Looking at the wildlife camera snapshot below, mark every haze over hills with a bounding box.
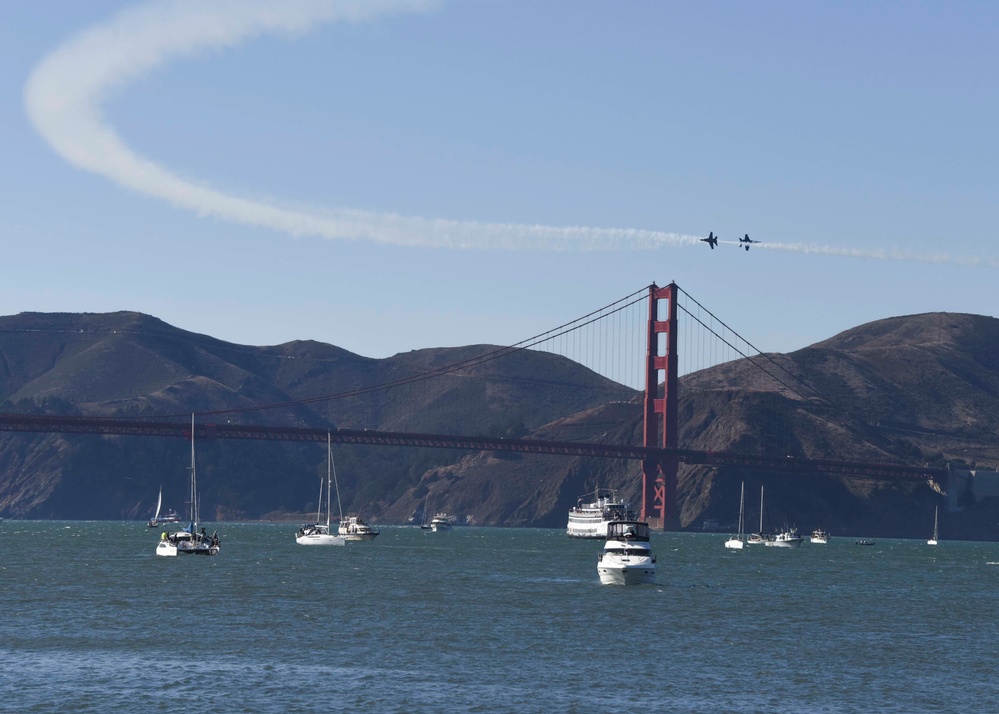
[1,310,997,539]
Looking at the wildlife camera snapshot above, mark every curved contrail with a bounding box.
[23,0,997,264]
[23,0,699,252]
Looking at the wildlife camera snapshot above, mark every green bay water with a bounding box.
[2,522,997,713]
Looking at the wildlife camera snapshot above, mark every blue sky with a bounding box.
[3,0,997,372]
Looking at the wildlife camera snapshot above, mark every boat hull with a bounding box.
[598,561,657,586]
[296,534,345,546]
[724,538,745,550]
[765,537,803,548]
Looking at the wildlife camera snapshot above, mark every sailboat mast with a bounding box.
[326,432,332,529]
[738,482,745,537]
[189,413,198,529]
[330,433,344,522]
[759,485,764,533]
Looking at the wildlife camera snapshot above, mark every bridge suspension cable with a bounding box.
[163,285,653,420]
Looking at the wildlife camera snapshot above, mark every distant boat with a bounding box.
[338,515,380,541]
[855,539,875,546]
[927,506,939,546]
[296,433,346,546]
[810,529,830,544]
[597,520,656,585]
[746,485,772,545]
[430,513,453,532]
[766,522,804,548]
[724,481,746,550]
[329,442,379,542]
[156,414,219,557]
[567,488,635,539]
[146,485,180,528]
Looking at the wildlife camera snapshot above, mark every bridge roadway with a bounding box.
[0,413,946,482]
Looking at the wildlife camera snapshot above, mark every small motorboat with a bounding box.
[597,520,656,586]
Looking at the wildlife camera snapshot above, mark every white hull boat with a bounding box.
[766,521,804,548]
[810,529,830,544]
[746,485,771,545]
[597,520,656,585]
[339,515,379,541]
[147,485,180,527]
[297,433,346,546]
[156,415,219,557]
[927,506,939,546]
[724,481,746,550]
[567,488,635,538]
[430,514,452,532]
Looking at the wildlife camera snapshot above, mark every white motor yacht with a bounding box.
[338,515,380,541]
[430,513,453,532]
[597,520,657,585]
[810,529,830,544]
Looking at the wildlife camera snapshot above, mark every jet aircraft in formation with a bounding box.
[700,232,760,252]
[700,232,718,249]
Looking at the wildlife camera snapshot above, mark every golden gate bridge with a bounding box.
[0,283,947,526]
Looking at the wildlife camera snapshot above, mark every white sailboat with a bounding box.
[296,433,346,546]
[927,505,939,546]
[156,415,220,557]
[146,485,179,527]
[725,481,746,550]
[747,485,771,545]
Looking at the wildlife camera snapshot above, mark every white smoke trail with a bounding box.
[22,0,702,252]
[22,0,998,264]
[751,240,999,268]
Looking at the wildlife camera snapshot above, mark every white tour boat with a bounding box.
[156,415,220,557]
[567,488,635,538]
[597,520,657,585]
[296,433,346,546]
[725,481,746,550]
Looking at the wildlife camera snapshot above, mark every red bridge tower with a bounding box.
[642,282,679,529]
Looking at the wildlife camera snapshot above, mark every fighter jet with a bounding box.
[700,232,719,250]
[739,234,757,251]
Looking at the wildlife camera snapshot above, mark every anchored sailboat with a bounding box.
[927,505,939,546]
[725,481,746,550]
[146,485,179,527]
[296,433,346,546]
[156,414,219,557]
